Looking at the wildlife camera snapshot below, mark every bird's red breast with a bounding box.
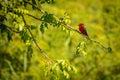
[78,23,88,36]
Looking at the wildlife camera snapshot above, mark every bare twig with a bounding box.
[26,14,42,21]
[89,39,107,50]
[21,15,55,63]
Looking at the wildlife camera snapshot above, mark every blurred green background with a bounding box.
[0,0,120,80]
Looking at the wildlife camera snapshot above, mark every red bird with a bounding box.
[78,23,89,37]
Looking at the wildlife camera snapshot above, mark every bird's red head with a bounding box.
[78,23,84,27]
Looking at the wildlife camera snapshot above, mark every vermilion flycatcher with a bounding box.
[78,23,89,37]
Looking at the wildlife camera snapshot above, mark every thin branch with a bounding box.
[89,39,107,50]
[5,60,18,76]
[7,26,19,33]
[58,23,107,50]
[21,15,55,63]
[0,22,20,33]
[22,0,82,34]
[26,14,81,33]
[63,24,107,50]
[23,0,45,14]
[63,23,81,34]
[26,14,42,21]
[23,0,108,50]
[26,13,108,50]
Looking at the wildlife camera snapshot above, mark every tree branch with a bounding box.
[26,13,108,50]
[21,15,55,63]
[23,1,108,50]
[0,22,20,33]
[23,0,45,14]
[90,39,107,50]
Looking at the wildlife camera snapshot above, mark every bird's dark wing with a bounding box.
[82,26,88,36]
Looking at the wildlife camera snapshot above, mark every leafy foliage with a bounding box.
[45,60,77,79]
[0,0,120,80]
[76,42,87,56]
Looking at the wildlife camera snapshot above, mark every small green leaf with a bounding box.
[7,30,12,41]
[32,0,36,9]
[41,12,55,23]
[40,0,45,4]
[0,24,12,41]
[40,23,44,33]
[0,4,2,10]
[67,66,71,71]
[75,43,81,55]
[30,25,37,29]
[39,22,49,33]
[27,45,33,54]
[63,70,70,79]
[20,31,30,43]
[76,42,87,56]
[108,47,112,53]
[24,1,27,7]
[44,23,48,28]
[56,22,61,27]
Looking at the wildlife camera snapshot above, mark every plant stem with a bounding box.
[21,15,55,63]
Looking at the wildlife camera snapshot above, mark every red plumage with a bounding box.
[78,23,88,36]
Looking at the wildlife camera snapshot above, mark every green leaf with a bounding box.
[0,15,7,22]
[75,43,81,56]
[41,12,55,23]
[44,22,48,28]
[39,22,48,33]
[108,47,112,53]
[76,42,87,56]
[0,3,2,10]
[7,30,12,41]
[40,0,45,4]
[63,70,70,79]
[55,21,61,27]
[30,25,37,29]
[28,45,33,54]
[32,0,36,9]
[19,30,30,43]
[40,22,44,33]
[0,24,12,41]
